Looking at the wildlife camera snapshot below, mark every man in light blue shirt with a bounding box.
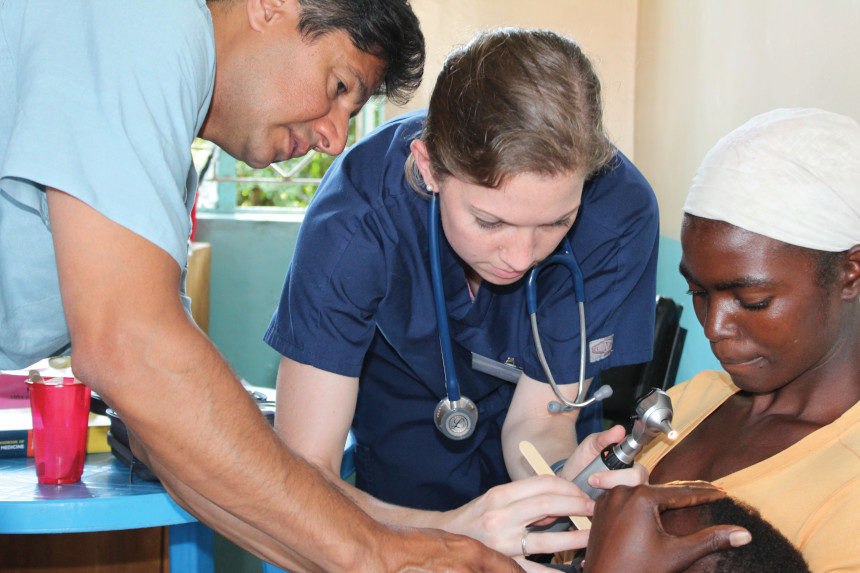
[0,1,518,570]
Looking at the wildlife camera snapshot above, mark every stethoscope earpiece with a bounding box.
[527,241,613,413]
[547,400,565,414]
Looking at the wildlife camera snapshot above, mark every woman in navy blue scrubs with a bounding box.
[265,29,658,561]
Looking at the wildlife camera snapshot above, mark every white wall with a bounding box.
[635,0,860,239]
[385,1,860,237]
[387,0,640,157]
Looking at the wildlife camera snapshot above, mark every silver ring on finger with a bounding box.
[521,529,530,557]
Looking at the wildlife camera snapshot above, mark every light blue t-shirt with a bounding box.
[0,0,215,369]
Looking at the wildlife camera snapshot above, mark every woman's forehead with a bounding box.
[679,217,808,280]
[451,170,584,217]
[681,215,790,251]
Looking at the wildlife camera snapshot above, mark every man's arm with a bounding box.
[47,188,519,572]
[275,357,598,559]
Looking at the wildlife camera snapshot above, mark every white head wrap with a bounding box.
[684,108,860,252]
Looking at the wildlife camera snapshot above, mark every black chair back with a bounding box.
[600,296,687,430]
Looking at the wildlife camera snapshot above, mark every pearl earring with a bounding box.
[427,184,434,193]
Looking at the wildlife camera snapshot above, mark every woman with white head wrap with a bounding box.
[584,109,860,572]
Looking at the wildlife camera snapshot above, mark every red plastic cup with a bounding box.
[27,377,91,484]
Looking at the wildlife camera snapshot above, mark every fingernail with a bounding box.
[588,475,599,487]
[730,530,752,547]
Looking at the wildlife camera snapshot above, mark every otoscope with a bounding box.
[571,387,677,500]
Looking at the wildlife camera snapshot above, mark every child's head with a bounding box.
[660,497,810,572]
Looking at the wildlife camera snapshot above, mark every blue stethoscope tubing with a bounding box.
[428,192,611,439]
[428,192,462,403]
[527,239,588,409]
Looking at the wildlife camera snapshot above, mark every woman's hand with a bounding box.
[582,482,751,573]
[440,475,594,558]
[438,427,653,562]
[557,425,649,489]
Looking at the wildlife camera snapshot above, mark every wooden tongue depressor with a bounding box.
[519,440,592,530]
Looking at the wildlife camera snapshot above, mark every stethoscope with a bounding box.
[429,192,613,441]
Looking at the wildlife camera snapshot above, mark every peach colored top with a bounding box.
[638,371,860,572]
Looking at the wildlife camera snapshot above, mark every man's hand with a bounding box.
[583,482,751,573]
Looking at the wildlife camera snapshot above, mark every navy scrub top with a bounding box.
[265,111,659,511]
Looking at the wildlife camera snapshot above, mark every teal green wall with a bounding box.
[195,213,303,389]
[655,236,721,385]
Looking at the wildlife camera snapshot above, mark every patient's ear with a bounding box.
[840,245,860,300]
[658,506,719,573]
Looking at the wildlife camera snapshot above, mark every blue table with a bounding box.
[0,453,213,572]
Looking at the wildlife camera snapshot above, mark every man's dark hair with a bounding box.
[297,0,424,105]
[702,498,810,572]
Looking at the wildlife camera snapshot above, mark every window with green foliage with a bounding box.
[195,99,386,213]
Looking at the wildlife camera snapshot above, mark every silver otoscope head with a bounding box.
[612,388,676,465]
[570,387,677,500]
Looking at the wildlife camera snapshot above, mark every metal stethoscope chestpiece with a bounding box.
[434,397,479,441]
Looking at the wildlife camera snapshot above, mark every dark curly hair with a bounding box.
[701,497,810,572]
[296,0,424,105]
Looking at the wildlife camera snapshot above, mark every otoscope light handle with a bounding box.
[571,444,632,500]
